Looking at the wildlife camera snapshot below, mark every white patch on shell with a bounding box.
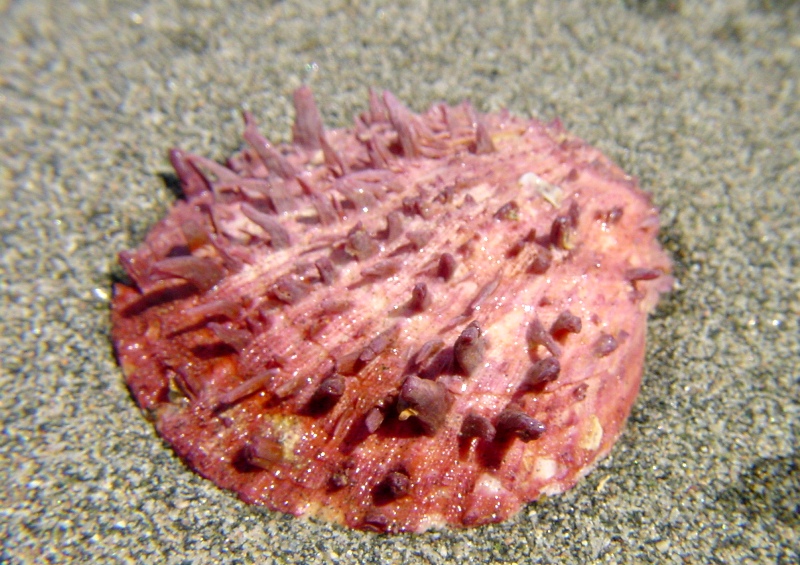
[578,414,604,451]
[518,172,563,207]
[417,513,447,531]
[473,473,506,498]
[532,457,558,482]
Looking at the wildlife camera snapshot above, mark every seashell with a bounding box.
[111,86,672,532]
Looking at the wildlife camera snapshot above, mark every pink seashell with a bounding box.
[112,87,671,533]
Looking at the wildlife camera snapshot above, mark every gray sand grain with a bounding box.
[1,1,798,563]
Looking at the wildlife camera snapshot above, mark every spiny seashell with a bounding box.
[111,86,672,533]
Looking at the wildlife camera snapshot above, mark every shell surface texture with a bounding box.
[111,87,672,533]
